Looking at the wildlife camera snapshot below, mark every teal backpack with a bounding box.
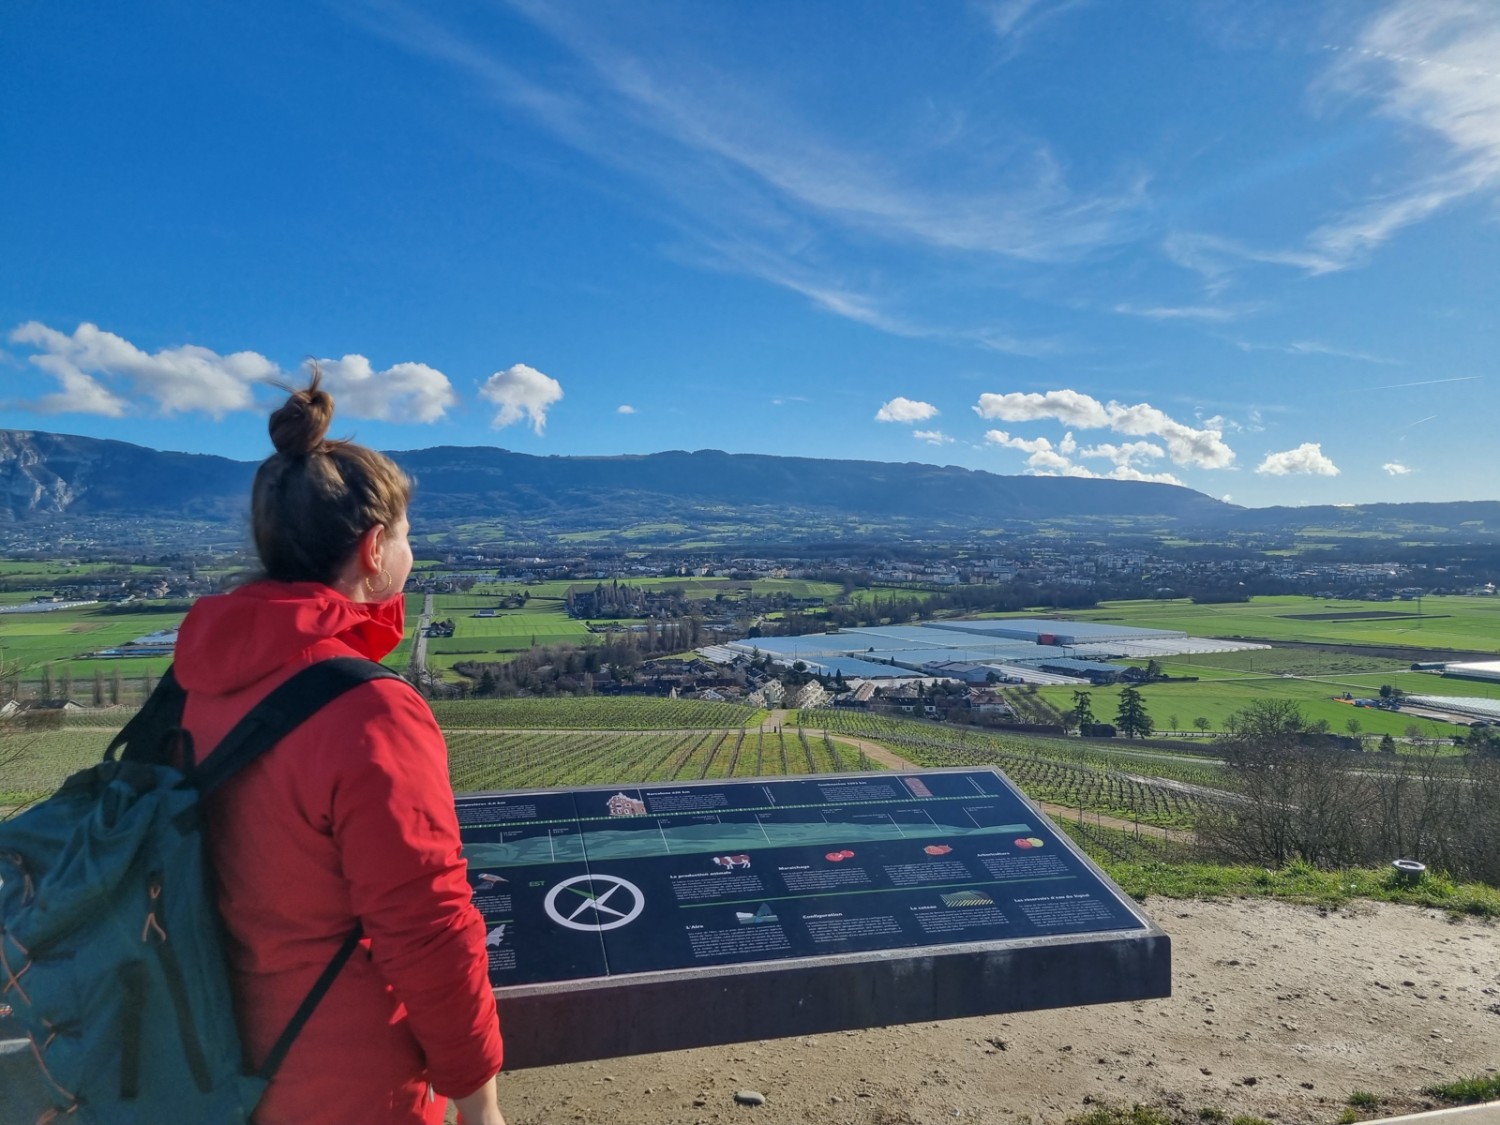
[0,657,400,1125]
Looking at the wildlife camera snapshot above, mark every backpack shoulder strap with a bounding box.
[105,665,186,763]
[181,655,408,1083]
[188,656,407,798]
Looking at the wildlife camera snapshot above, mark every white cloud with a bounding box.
[876,396,939,423]
[983,429,1054,455]
[478,363,564,434]
[10,320,273,418]
[312,355,457,423]
[1383,461,1414,475]
[913,429,953,445]
[1080,440,1165,467]
[8,321,461,424]
[1256,443,1341,476]
[985,429,1182,484]
[974,389,1234,468]
[617,404,636,414]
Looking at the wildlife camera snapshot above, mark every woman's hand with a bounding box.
[453,1076,505,1125]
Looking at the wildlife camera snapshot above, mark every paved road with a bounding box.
[409,592,434,681]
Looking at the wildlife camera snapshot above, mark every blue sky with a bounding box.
[2,0,1497,508]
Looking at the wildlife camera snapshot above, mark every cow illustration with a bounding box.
[711,854,752,871]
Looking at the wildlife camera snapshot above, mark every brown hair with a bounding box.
[251,366,411,584]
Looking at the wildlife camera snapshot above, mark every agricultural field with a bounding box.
[0,727,116,807]
[0,705,850,810]
[0,602,186,684]
[425,593,595,668]
[446,727,872,792]
[798,710,1212,831]
[1020,594,1500,654]
[1033,675,1477,740]
[467,576,843,601]
[429,696,767,730]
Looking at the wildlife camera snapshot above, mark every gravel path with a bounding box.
[494,898,1499,1125]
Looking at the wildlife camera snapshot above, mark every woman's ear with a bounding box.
[357,523,385,576]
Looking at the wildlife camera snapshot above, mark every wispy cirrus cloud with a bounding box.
[1383,461,1413,475]
[337,0,1142,351]
[1171,1,1500,281]
[1231,338,1401,365]
[1114,302,1260,323]
[975,0,1092,61]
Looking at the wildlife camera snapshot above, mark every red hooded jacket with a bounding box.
[175,582,503,1125]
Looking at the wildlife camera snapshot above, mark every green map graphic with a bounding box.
[463,817,1032,869]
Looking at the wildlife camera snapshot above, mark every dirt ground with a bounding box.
[493,898,1499,1125]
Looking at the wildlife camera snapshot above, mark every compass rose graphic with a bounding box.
[543,874,645,932]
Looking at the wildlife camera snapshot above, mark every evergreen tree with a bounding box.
[1115,686,1153,739]
[1071,689,1095,732]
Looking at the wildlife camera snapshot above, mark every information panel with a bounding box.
[458,769,1144,987]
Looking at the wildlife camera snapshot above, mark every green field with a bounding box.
[1035,676,1469,740]
[0,604,187,682]
[1006,595,1500,653]
[1,704,833,809]
[446,726,871,791]
[429,696,767,730]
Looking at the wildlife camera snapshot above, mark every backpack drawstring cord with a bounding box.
[142,880,166,943]
[1,930,32,1004]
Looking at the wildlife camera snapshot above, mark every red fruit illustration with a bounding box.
[825,852,845,862]
[838,850,855,859]
[1015,837,1034,849]
[923,845,952,856]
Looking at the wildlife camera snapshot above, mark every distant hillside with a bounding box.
[2,428,1498,545]
[0,430,1227,535]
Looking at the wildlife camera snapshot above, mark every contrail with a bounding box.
[1365,375,1482,391]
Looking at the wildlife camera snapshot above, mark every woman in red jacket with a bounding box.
[175,372,505,1125]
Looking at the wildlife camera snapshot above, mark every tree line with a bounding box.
[1198,699,1500,885]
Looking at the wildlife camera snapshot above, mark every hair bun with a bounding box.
[268,368,335,457]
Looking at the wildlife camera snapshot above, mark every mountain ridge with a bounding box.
[3,429,1498,544]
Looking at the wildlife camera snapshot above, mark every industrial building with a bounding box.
[713,618,1266,686]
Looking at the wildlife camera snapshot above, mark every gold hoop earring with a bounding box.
[365,569,393,597]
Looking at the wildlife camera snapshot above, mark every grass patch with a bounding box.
[1106,859,1500,917]
[1422,1074,1500,1104]
[1346,1090,1381,1108]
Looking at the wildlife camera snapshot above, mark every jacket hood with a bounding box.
[175,581,407,694]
